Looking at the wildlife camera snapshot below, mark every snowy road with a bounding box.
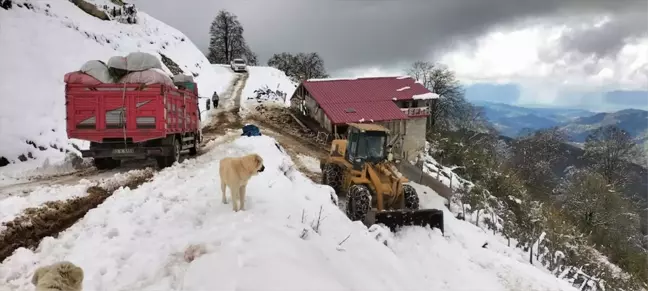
[0,133,578,291]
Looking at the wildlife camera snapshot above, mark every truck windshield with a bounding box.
[356,134,386,160]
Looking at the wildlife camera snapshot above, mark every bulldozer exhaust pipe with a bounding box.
[374,209,444,234]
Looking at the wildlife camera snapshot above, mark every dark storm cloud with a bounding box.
[130,0,647,72]
[558,10,648,59]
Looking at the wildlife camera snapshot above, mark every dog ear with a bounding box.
[32,266,49,285]
[68,265,84,286]
[255,154,263,167]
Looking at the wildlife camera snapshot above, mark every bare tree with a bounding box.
[207,10,256,64]
[583,125,643,189]
[558,168,641,246]
[512,127,568,195]
[267,52,328,82]
[406,61,485,132]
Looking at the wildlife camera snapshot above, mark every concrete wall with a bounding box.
[402,117,427,161]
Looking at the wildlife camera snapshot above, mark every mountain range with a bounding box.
[472,101,648,149]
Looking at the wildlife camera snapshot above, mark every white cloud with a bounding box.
[438,16,648,106]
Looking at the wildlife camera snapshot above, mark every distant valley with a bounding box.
[472,101,648,149]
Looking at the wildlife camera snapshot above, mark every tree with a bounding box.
[583,125,643,189]
[207,10,256,65]
[406,61,487,132]
[267,52,328,82]
[511,127,568,196]
[559,168,641,237]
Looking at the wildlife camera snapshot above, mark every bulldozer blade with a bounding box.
[375,209,444,234]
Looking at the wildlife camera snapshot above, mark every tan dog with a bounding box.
[219,153,265,211]
[32,261,84,291]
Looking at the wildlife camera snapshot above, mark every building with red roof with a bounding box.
[289,76,439,159]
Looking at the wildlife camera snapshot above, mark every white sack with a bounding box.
[125,52,163,71]
[172,74,194,83]
[119,68,174,86]
[107,56,127,70]
[79,60,113,83]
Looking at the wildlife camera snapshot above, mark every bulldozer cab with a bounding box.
[322,123,445,234]
[345,124,389,170]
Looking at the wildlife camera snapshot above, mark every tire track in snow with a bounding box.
[0,132,241,263]
[0,73,252,262]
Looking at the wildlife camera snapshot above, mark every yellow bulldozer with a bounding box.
[320,123,444,233]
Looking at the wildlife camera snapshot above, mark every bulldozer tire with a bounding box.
[347,185,371,222]
[321,163,343,194]
[403,184,420,210]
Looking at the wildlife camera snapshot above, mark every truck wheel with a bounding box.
[188,135,198,156]
[346,184,371,222]
[156,137,180,169]
[403,184,420,210]
[321,163,342,194]
[94,158,120,170]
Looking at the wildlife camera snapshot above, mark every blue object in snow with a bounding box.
[241,124,262,137]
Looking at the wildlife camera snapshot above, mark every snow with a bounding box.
[296,154,322,173]
[0,0,225,172]
[240,66,297,114]
[307,77,358,82]
[396,86,410,91]
[0,167,154,231]
[396,76,412,80]
[210,64,237,99]
[1,133,578,291]
[412,92,440,100]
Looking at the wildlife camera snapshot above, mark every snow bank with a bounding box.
[0,0,224,171]
[0,134,577,291]
[241,66,297,112]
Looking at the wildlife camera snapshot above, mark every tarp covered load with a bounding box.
[125,52,163,72]
[119,68,174,86]
[80,60,114,83]
[173,73,196,92]
[65,52,189,88]
[172,74,194,83]
[64,60,113,85]
[64,71,103,86]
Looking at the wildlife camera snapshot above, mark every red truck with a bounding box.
[65,82,202,169]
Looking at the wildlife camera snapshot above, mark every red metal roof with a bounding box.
[303,76,431,104]
[322,101,408,124]
[301,76,432,125]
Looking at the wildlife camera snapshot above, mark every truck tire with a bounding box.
[403,184,420,210]
[94,158,120,170]
[347,184,371,222]
[156,137,180,168]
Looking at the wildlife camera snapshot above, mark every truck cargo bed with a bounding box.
[65,83,199,143]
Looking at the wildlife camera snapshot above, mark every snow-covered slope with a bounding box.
[241,66,297,113]
[0,133,577,291]
[0,0,230,170]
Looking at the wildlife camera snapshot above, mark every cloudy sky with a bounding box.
[132,0,648,112]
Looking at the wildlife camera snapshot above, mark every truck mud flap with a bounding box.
[375,209,444,234]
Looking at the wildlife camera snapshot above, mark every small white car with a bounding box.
[230,58,247,73]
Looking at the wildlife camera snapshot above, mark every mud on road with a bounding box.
[0,169,155,262]
[0,73,252,263]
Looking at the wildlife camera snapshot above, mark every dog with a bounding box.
[32,261,84,291]
[219,153,265,211]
